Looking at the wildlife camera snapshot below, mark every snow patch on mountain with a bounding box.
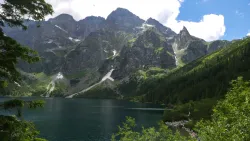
[55,25,68,33]
[69,37,81,42]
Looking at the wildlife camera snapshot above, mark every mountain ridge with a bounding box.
[1,8,231,98]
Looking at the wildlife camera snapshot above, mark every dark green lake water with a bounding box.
[0,98,165,141]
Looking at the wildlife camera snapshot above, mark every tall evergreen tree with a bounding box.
[0,0,53,140]
[0,0,53,87]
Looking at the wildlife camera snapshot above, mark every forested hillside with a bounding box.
[124,37,250,104]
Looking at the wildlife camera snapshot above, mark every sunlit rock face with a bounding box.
[111,29,176,79]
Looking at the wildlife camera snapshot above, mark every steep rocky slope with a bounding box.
[1,8,230,98]
[130,37,250,104]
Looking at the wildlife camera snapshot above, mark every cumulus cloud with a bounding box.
[45,0,225,41]
[167,14,225,41]
[247,33,250,36]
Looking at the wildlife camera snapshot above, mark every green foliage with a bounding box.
[0,30,40,87]
[133,37,250,104]
[116,77,250,140]
[138,70,147,80]
[0,99,46,141]
[0,115,47,141]
[1,99,44,117]
[128,38,136,47]
[166,51,174,57]
[28,100,45,109]
[195,77,250,141]
[0,0,53,29]
[50,81,68,97]
[0,0,53,140]
[112,117,193,141]
[155,47,164,54]
[163,99,217,121]
[3,99,25,110]
[0,0,53,87]
[0,72,52,96]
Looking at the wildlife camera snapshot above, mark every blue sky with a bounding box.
[45,0,249,41]
[178,0,250,40]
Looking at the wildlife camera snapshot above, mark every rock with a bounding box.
[182,40,208,63]
[1,8,230,97]
[106,8,145,33]
[112,29,176,79]
[145,18,176,38]
[76,16,106,38]
[207,40,230,54]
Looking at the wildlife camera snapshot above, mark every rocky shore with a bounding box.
[165,120,198,139]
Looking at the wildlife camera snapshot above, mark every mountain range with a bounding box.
[1,8,232,98]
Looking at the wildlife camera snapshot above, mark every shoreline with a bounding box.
[165,120,198,138]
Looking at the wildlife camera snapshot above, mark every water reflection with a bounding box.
[0,98,164,141]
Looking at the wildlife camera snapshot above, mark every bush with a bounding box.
[112,117,193,141]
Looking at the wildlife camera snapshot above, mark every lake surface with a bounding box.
[0,98,165,141]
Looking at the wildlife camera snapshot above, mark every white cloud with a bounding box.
[167,14,225,41]
[247,33,250,36]
[45,0,225,41]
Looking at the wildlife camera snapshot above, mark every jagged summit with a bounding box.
[179,26,190,36]
[49,14,76,22]
[145,17,176,37]
[107,7,144,21]
[146,17,160,25]
[106,7,144,32]
[109,7,135,16]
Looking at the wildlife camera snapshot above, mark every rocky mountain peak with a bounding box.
[76,16,106,38]
[180,26,190,36]
[49,14,76,22]
[108,8,135,17]
[2,8,231,97]
[145,17,176,37]
[78,16,105,27]
[145,18,159,25]
[106,8,144,32]
[134,28,167,49]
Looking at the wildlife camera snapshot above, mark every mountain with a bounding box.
[1,8,230,98]
[111,28,176,79]
[172,27,231,65]
[128,37,250,104]
[106,8,145,33]
[145,18,176,38]
[76,16,106,38]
